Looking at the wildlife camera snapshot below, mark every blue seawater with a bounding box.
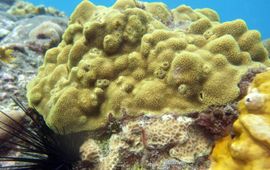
[28,0,269,40]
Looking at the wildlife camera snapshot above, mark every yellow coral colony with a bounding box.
[27,0,269,133]
[210,70,270,170]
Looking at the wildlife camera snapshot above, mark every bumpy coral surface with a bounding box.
[81,115,212,169]
[27,0,269,133]
[7,1,36,15]
[263,39,270,55]
[170,126,212,163]
[143,116,191,150]
[7,1,64,16]
[80,138,101,164]
[210,70,270,170]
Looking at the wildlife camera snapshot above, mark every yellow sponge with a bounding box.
[210,70,270,170]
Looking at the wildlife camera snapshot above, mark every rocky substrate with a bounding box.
[0,0,68,167]
[0,0,68,112]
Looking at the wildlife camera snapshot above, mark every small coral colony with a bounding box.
[1,0,270,169]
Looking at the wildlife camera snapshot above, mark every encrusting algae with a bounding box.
[210,70,270,170]
[27,0,269,134]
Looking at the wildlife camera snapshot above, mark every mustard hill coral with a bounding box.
[27,0,269,133]
[7,1,64,16]
[7,1,36,16]
[210,70,270,170]
[263,39,270,55]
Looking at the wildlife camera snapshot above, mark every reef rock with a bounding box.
[27,0,269,133]
[0,0,16,12]
[0,12,16,40]
[0,1,67,112]
[0,15,67,50]
[80,115,212,169]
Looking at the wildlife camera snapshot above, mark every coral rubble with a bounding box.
[210,70,270,170]
[27,0,269,134]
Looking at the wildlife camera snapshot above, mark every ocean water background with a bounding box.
[28,0,269,40]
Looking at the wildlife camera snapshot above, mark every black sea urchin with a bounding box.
[0,98,87,170]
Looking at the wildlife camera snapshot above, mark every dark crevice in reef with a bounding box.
[188,103,238,140]
[237,67,266,100]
